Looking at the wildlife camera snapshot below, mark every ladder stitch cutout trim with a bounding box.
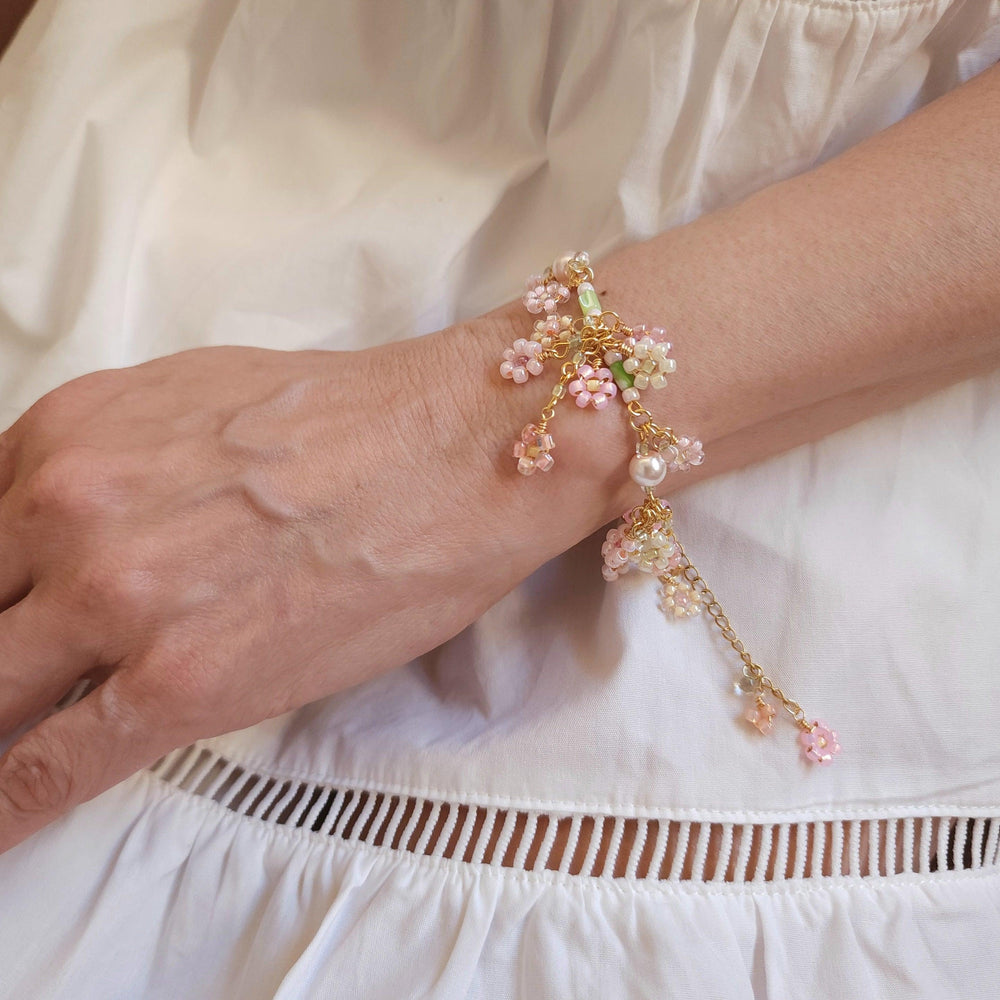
[148,747,1000,883]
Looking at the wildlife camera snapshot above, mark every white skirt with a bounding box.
[1,0,999,996]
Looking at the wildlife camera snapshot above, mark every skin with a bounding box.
[0,0,34,58]
[0,60,998,859]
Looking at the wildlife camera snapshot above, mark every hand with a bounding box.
[0,332,562,854]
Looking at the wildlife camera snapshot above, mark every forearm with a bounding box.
[603,60,1000,475]
[441,61,1000,565]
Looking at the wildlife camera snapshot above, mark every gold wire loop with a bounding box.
[598,310,622,332]
[565,259,594,285]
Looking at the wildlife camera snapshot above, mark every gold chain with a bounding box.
[669,539,810,729]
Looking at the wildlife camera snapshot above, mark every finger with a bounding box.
[0,671,168,854]
[0,498,31,608]
[0,589,97,735]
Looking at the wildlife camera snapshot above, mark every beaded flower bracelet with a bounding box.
[501,251,840,765]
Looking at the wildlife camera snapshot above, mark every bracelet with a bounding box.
[500,251,840,766]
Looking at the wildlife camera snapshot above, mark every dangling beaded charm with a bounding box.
[512,422,554,475]
[657,577,704,619]
[500,249,838,765]
[746,696,776,734]
[800,721,841,765]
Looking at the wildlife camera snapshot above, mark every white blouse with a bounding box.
[1,0,999,996]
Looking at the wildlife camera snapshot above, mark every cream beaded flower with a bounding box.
[622,336,677,390]
[656,577,704,618]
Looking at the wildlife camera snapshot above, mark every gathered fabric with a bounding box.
[0,0,999,996]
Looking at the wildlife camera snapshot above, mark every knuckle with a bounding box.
[121,652,215,741]
[22,446,102,517]
[92,677,147,736]
[149,652,215,706]
[0,740,75,817]
[71,555,154,619]
[18,383,87,444]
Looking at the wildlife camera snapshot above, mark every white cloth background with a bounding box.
[0,1,999,997]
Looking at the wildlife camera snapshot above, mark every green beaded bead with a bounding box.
[609,360,633,389]
[576,282,601,316]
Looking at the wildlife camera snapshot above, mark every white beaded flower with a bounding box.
[664,436,705,473]
[656,577,704,619]
[523,276,570,315]
[622,336,677,391]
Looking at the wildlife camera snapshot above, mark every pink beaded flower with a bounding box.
[601,525,638,580]
[800,721,840,765]
[500,339,545,383]
[746,698,776,734]
[513,422,555,475]
[523,276,570,315]
[665,436,705,472]
[568,365,617,409]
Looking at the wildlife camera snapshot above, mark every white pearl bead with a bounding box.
[552,251,577,282]
[622,387,639,403]
[629,452,667,488]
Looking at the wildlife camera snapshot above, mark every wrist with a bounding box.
[438,301,695,553]
[454,250,727,522]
